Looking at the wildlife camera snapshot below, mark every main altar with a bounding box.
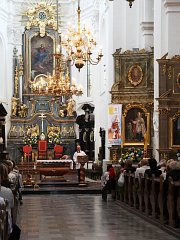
[7,2,79,161]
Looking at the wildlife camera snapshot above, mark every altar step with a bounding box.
[22,178,101,195]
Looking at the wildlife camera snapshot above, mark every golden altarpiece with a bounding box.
[157,54,180,159]
[110,48,154,161]
[7,3,76,161]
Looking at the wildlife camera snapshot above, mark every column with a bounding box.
[140,0,154,50]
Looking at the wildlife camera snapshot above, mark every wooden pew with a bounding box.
[167,177,180,227]
[137,174,145,212]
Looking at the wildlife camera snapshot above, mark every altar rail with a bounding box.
[116,173,180,230]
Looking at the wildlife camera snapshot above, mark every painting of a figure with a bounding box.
[173,117,180,145]
[125,108,146,142]
[108,104,122,146]
[31,35,53,79]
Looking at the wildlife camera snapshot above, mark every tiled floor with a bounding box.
[17,194,179,240]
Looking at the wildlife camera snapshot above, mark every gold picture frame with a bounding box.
[24,29,56,91]
[169,111,180,148]
[128,64,143,87]
[122,104,150,146]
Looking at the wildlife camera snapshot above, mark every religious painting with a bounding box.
[122,105,150,146]
[173,68,180,94]
[170,112,180,147]
[108,104,122,146]
[31,34,53,80]
[128,64,143,87]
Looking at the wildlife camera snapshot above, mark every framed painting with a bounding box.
[24,29,56,90]
[170,112,180,148]
[31,34,54,79]
[122,104,150,146]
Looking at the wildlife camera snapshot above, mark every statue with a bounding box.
[19,125,25,137]
[61,126,67,137]
[9,125,17,137]
[30,99,36,116]
[58,103,67,118]
[11,97,19,116]
[26,124,39,138]
[69,126,75,137]
[47,125,60,138]
[59,109,65,118]
[18,103,28,118]
[67,98,75,117]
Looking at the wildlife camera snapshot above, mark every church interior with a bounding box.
[0,0,180,239]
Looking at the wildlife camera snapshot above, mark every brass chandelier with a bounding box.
[30,49,83,97]
[62,0,103,71]
[48,50,83,96]
[109,0,135,8]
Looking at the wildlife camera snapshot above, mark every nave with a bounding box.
[17,194,179,240]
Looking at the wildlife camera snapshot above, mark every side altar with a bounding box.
[7,3,78,161]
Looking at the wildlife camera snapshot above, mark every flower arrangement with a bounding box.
[24,135,38,145]
[121,147,144,162]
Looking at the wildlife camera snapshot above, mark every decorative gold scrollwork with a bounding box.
[162,64,166,76]
[25,3,57,37]
[168,66,172,80]
[177,73,180,88]
[158,108,170,115]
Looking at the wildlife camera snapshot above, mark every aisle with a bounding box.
[17,194,179,240]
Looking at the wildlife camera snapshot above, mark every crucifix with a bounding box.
[39,113,46,133]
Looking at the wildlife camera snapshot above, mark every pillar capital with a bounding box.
[164,0,180,13]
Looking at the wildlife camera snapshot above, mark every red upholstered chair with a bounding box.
[38,140,48,159]
[54,145,63,159]
[23,145,32,160]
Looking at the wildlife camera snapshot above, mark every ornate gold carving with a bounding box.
[67,98,76,117]
[18,103,28,118]
[14,66,19,96]
[25,3,57,37]
[177,73,180,88]
[123,103,148,117]
[168,66,172,79]
[172,111,180,120]
[123,48,147,54]
[19,55,24,76]
[171,55,180,60]
[162,64,166,76]
[169,111,180,148]
[128,64,143,86]
[47,125,60,138]
[26,124,39,138]
[11,97,19,116]
[158,108,170,115]
[9,125,18,137]
[69,126,75,137]
[159,89,172,98]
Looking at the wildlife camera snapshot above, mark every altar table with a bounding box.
[36,159,73,179]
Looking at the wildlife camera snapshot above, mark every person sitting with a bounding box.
[124,159,136,173]
[135,159,149,178]
[144,158,162,177]
[0,163,14,236]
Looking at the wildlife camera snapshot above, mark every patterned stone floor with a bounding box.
[17,194,179,240]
